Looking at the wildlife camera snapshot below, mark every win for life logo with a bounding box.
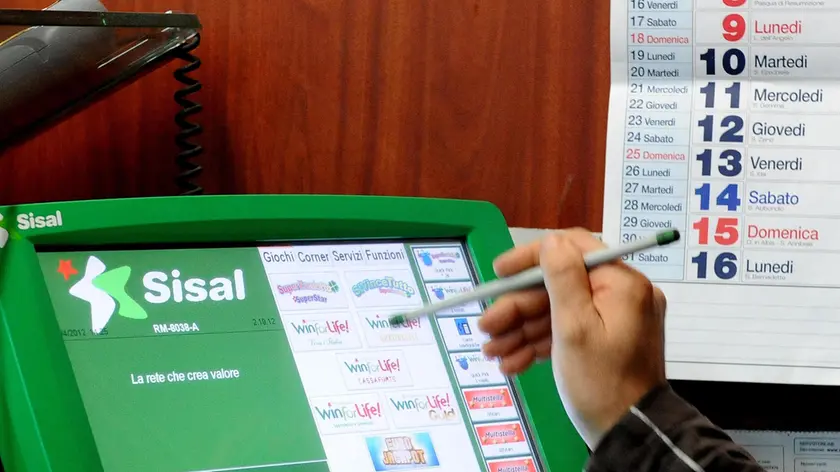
[291,317,351,336]
[69,256,148,334]
[312,398,384,433]
[365,314,422,331]
[430,284,470,301]
[361,313,435,347]
[338,352,412,389]
[344,357,403,375]
[388,392,457,424]
[284,314,362,352]
[289,317,355,348]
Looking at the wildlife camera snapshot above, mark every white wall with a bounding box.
[507,227,554,246]
[508,228,602,246]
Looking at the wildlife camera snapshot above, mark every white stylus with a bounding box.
[388,229,680,326]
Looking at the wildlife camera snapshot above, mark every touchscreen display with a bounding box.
[38,240,542,472]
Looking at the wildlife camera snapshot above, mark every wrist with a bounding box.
[569,381,668,450]
[586,383,699,472]
[596,379,668,434]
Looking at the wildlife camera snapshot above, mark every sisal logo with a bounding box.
[69,256,149,334]
[310,395,386,434]
[69,256,246,333]
[387,391,458,428]
[17,210,62,230]
[0,210,61,249]
[143,268,245,303]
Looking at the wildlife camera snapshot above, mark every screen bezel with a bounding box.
[0,195,589,472]
[39,237,545,471]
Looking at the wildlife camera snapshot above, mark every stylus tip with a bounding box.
[656,229,680,245]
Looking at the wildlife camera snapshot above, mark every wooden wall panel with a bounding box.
[0,0,611,229]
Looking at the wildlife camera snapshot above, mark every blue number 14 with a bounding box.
[695,183,741,211]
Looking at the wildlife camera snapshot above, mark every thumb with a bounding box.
[653,286,667,318]
[539,231,602,345]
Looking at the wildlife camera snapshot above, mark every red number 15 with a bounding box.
[693,217,739,245]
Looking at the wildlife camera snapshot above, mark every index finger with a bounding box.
[492,239,541,277]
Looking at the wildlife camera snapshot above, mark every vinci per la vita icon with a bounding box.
[69,256,148,334]
[417,249,461,266]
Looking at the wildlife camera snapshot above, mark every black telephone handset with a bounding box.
[0,0,204,194]
[0,0,116,147]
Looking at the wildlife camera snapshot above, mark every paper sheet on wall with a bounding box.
[727,430,840,472]
[603,0,840,385]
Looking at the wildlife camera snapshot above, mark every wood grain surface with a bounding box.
[0,0,610,229]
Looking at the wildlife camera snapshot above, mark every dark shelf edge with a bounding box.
[0,10,201,28]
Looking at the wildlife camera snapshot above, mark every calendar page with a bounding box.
[603,0,840,385]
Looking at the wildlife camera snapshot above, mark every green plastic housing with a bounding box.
[0,195,588,472]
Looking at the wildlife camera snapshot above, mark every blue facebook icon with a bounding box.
[455,318,471,336]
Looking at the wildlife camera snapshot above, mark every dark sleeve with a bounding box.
[585,384,766,472]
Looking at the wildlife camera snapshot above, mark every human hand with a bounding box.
[479,229,668,449]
